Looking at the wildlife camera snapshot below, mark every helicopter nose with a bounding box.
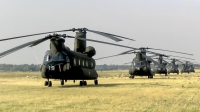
[135,66,141,70]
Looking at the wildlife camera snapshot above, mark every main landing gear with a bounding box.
[148,75,153,79]
[79,80,87,86]
[79,79,98,86]
[61,79,65,86]
[44,79,52,87]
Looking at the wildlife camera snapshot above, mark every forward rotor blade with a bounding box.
[0,29,73,42]
[148,48,193,56]
[0,37,49,58]
[86,29,135,42]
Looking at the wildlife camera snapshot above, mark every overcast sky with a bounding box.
[0,0,200,65]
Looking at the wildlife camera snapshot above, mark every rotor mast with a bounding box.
[74,30,87,53]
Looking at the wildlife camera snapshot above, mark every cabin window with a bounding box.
[91,62,93,67]
[86,61,88,67]
[79,59,80,66]
[74,58,76,66]
[82,60,84,66]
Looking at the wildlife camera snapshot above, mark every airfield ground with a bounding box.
[0,70,200,112]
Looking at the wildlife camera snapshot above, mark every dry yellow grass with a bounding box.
[0,70,200,112]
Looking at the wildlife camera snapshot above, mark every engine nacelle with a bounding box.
[84,46,96,57]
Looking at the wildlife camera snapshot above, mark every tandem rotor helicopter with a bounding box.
[151,55,195,75]
[0,28,137,87]
[96,47,193,79]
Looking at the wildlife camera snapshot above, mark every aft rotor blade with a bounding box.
[166,55,195,60]
[0,37,49,58]
[148,48,193,56]
[0,29,73,42]
[86,29,135,42]
[124,62,132,65]
[95,49,135,60]
[162,59,170,64]
[75,37,139,50]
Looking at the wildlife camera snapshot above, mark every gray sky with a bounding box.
[0,0,200,65]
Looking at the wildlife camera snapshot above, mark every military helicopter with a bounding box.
[165,58,179,74]
[150,54,168,76]
[0,28,137,87]
[175,60,195,74]
[189,63,195,73]
[96,47,193,79]
[151,55,194,76]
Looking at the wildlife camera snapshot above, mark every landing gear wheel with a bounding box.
[83,81,87,86]
[129,75,134,79]
[44,81,48,86]
[79,81,83,86]
[94,79,98,85]
[48,81,52,87]
[61,80,64,86]
[165,73,168,76]
[148,75,153,79]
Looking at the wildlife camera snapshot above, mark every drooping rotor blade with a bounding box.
[162,59,170,64]
[95,54,123,60]
[95,49,135,60]
[124,62,132,65]
[148,48,193,56]
[85,29,135,42]
[75,37,139,50]
[0,36,50,58]
[166,55,195,60]
[141,54,159,65]
[0,29,73,42]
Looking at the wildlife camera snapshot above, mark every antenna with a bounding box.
[31,47,41,65]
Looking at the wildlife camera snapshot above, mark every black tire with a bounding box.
[44,81,48,86]
[165,73,168,76]
[94,79,98,85]
[129,75,134,79]
[61,80,64,85]
[83,81,87,86]
[79,81,83,86]
[48,81,52,87]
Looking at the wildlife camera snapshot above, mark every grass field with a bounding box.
[0,71,200,112]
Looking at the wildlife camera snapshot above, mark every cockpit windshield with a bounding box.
[43,51,51,62]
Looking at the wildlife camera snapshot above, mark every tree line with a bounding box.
[0,64,199,72]
[0,64,131,71]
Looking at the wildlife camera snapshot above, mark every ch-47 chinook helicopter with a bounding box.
[175,60,195,74]
[151,54,194,76]
[166,58,195,74]
[189,63,195,73]
[0,28,137,87]
[150,54,169,76]
[96,47,193,79]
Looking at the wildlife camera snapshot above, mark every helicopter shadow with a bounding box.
[58,83,123,88]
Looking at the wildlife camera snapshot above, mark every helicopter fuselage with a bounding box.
[41,50,98,80]
[129,61,152,76]
[153,65,167,75]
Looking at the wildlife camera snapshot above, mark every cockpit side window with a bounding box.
[43,52,51,62]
